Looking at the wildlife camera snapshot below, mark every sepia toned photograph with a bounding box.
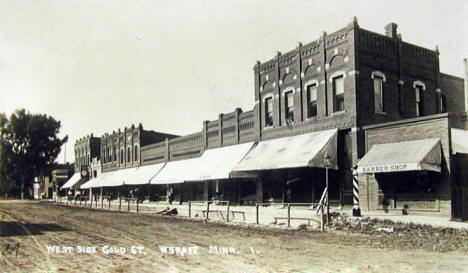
[1,1,467,272]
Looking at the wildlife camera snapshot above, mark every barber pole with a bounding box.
[352,165,361,217]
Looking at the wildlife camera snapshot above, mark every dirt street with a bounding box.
[1,201,467,273]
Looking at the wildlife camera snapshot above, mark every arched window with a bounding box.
[330,72,345,113]
[413,81,426,117]
[127,147,131,163]
[134,145,139,161]
[371,71,386,113]
[120,149,124,164]
[264,95,274,127]
[113,146,117,161]
[284,90,294,124]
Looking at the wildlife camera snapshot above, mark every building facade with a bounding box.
[67,19,467,220]
[100,123,179,172]
[74,134,101,173]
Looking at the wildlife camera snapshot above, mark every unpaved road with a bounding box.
[1,201,467,273]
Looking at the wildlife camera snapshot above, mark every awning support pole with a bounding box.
[206,202,210,220]
[118,191,121,211]
[189,201,192,218]
[100,187,103,208]
[226,201,230,222]
[256,204,259,225]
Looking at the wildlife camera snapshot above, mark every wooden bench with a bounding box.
[230,210,246,221]
[273,217,320,226]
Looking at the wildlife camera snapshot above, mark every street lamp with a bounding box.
[324,152,331,224]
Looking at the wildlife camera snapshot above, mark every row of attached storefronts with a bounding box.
[60,114,468,221]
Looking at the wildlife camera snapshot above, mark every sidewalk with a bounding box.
[340,210,468,230]
[54,198,468,230]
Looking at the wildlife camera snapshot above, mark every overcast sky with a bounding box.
[1,0,467,163]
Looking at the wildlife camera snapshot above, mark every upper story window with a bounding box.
[371,72,386,113]
[113,146,117,161]
[134,145,139,161]
[265,97,273,127]
[414,83,425,117]
[127,147,131,163]
[103,148,107,164]
[120,148,124,164]
[285,91,294,124]
[333,75,345,112]
[440,94,447,113]
[307,84,318,118]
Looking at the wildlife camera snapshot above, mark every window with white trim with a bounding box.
[307,84,318,118]
[120,148,124,164]
[127,147,131,163]
[265,97,273,127]
[440,94,447,113]
[134,144,139,161]
[373,75,385,113]
[285,91,294,123]
[333,75,345,112]
[415,85,424,116]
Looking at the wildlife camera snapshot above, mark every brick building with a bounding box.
[60,134,101,193]
[67,18,468,220]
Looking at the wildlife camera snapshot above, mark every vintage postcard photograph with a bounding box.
[1,1,467,272]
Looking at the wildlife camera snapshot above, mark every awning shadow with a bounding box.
[0,221,71,237]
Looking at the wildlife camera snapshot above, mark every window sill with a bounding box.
[375,111,387,115]
[306,116,319,121]
[332,110,347,116]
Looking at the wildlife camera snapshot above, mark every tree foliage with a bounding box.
[0,109,68,198]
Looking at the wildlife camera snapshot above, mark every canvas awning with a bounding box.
[451,128,468,154]
[231,129,338,172]
[357,138,441,174]
[125,163,166,185]
[185,142,255,182]
[80,172,111,189]
[60,173,82,190]
[80,177,98,189]
[101,167,138,187]
[150,157,202,185]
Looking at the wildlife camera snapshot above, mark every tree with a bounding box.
[0,109,68,198]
